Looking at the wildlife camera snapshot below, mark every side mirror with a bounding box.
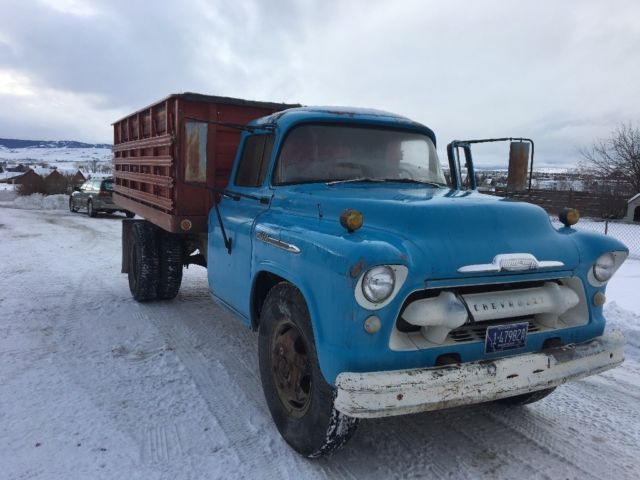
[74,186,81,192]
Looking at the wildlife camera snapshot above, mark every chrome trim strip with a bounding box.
[256,231,301,254]
[458,253,565,273]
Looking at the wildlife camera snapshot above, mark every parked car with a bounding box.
[69,177,134,218]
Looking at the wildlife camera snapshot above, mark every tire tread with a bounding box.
[157,232,183,300]
[128,221,159,302]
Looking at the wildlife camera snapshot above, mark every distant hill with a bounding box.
[0,138,111,149]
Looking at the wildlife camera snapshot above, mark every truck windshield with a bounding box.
[273,124,447,186]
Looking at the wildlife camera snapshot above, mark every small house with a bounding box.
[71,170,86,189]
[44,169,68,195]
[624,193,640,222]
[7,163,30,173]
[10,169,44,194]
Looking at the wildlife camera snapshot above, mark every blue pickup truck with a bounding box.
[115,96,628,457]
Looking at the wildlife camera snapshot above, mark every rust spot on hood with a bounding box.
[350,260,366,278]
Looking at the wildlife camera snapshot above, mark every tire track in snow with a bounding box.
[137,306,286,477]
[49,272,196,469]
[354,413,475,480]
[142,424,184,464]
[138,304,359,480]
[421,407,555,480]
[484,395,637,480]
[590,362,640,401]
[49,263,273,473]
[530,384,640,464]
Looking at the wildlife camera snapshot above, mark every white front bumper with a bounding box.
[335,331,625,418]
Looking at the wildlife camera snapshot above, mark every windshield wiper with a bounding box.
[326,177,386,186]
[326,177,446,187]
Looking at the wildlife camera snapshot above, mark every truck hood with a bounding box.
[272,184,579,279]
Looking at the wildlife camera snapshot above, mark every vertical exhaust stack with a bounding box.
[507,142,529,191]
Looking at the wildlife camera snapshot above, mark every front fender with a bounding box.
[558,226,628,263]
[251,217,410,385]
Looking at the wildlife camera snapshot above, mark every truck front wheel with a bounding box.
[258,282,358,457]
[128,222,159,302]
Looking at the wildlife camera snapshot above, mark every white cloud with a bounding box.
[0,83,123,142]
[0,0,639,167]
[37,0,99,17]
[0,70,35,96]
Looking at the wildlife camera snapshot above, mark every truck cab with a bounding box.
[115,100,628,457]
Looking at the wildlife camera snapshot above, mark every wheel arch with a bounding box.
[250,266,320,337]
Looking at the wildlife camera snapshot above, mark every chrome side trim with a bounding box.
[458,253,564,273]
[256,231,301,254]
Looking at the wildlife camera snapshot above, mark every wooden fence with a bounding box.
[487,189,628,219]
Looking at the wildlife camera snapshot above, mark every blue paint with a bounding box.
[207,107,629,385]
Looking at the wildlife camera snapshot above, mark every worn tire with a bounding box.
[87,199,97,217]
[157,232,183,300]
[497,387,556,406]
[69,197,78,213]
[128,222,159,302]
[258,282,358,457]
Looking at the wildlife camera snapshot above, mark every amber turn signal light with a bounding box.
[559,207,579,227]
[340,209,364,232]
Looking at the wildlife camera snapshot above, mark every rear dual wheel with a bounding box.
[128,222,183,302]
[157,231,183,300]
[259,282,358,457]
[128,222,160,302]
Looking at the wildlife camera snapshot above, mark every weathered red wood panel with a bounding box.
[112,93,297,233]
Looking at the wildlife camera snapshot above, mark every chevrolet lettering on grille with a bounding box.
[472,295,545,313]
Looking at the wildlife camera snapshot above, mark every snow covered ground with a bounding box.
[0,145,111,164]
[0,205,639,480]
[0,145,112,176]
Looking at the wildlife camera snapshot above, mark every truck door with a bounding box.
[209,133,274,321]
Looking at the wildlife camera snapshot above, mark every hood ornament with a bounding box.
[458,253,564,274]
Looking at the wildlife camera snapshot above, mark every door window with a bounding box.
[235,134,274,187]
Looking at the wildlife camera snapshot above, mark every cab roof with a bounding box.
[252,106,437,145]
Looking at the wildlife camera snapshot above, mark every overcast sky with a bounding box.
[1,0,639,167]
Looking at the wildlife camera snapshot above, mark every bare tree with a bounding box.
[580,123,640,195]
[85,158,99,174]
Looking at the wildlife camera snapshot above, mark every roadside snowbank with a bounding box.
[0,193,68,210]
[0,189,17,201]
[606,302,640,359]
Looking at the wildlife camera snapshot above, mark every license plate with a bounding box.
[484,322,529,354]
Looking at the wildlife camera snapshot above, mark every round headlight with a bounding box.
[362,266,395,303]
[593,253,615,282]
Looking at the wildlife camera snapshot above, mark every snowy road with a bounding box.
[1,207,639,480]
